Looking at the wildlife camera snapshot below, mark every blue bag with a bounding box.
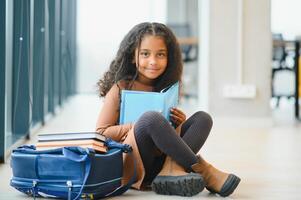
[10,139,136,200]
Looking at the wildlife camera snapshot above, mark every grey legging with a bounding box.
[134,111,213,184]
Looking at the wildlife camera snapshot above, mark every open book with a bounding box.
[119,82,179,124]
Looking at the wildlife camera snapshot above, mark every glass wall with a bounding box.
[0,0,6,163]
[0,0,77,162]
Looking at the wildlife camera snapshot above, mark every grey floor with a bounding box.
[1,94,301,199]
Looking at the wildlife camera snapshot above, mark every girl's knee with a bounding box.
[137,111,165,127]
[193,111,213,128]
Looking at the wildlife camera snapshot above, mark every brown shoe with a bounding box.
[191,155,240,197]
[152,156,204,196]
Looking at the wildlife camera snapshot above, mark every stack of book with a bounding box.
[36,132,107,153]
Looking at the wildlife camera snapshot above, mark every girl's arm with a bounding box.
[95,84,133,142]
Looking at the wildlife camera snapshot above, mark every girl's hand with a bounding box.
[170,107,186,127]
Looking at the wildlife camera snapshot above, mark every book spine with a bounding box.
[119,91,126,124]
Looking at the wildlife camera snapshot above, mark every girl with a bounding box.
[96,22,240,197]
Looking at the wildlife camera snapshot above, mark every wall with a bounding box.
[271,0,301,39]
[199,0,272,118]
[167,0,198,36]
[166,0,186,24]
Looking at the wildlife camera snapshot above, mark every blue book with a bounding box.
[119,82,179,124]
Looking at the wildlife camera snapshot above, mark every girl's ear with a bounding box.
[132,56,138,68]
[132,49,137,64]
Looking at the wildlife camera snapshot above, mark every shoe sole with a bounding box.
[151,173,205,197]
[207,174,241,197]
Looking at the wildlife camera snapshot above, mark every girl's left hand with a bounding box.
[170,107,186,127]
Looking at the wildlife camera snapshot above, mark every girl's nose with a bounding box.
[149,56,157,66]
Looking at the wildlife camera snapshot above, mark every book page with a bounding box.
[163,82,179,121]
[119,91,164,124]
[119,82,179,124]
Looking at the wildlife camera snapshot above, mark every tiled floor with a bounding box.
[1,94,301,199]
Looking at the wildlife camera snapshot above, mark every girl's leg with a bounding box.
[179,111,240,197]
[134,111,204,195]
[180,111,213,154]
[134,111,199,170]
[134,124,166,184]
[135,111,240,197]
[135,111,212,172]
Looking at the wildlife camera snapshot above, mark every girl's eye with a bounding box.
[140,52,150,57]
[157,53,166,58]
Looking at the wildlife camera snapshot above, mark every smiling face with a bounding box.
[135,35,168,85]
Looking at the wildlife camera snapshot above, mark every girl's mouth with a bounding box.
[145,67,160,71]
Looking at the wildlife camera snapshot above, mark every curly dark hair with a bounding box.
[97,22,183,97]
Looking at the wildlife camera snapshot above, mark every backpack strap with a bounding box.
[66,139,137,199]
[62,147,91,200]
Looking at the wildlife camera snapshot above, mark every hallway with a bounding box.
[1,94,301,199]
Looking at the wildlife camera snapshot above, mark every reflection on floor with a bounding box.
[1,94,300,199]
